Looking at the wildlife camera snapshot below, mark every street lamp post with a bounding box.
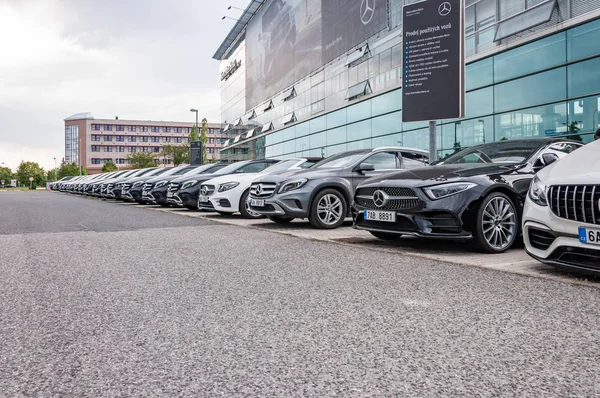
[78,138,82,176]
[54,157,57,182]
[190,109,199,141]
[227,5,245,11]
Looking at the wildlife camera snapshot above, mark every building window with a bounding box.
[91,159,101,164]
[184,127,191,133]
[92,124,101,131]
[104,135,113,141]
[151,126,160,132]
[151,147,160,153]
[174,137,182,143]
[140,126,148,132]
[104,146,113,152]
[151,136,160,143]
[208,148,213,153]
[209,138,214,144]
[117,146,126,152]
[128,136,136,142]
[128,126,137,132]
[141,147,149,152]
[141,136,149,142]
[91,145,101,152]
[91,135,101,141]
[174,127,182,133]
[104,125,112,131]
[128,146,136,152]
[103,158,112,164]
[116,135,125,142]
[117,158,126,164]
[183,138,189,143]
[163,137,171,143]
[163,127,171,133]
[116,125,125,131]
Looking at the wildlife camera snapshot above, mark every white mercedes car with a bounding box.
[198,158,321,218]
[523,138,600,277]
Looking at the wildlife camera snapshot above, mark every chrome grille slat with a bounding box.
[549,185,600,225]
[355,187,422,211]
[250,182,277,198]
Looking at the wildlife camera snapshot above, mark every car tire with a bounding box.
[369,231,402,240]
[474,192,519,253]
[239,190,264,219]
[309,189,347,229]
[267,216,294,224]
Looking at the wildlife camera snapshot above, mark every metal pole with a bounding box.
[79,138,82,176]
[428,121,438,163]
[54,157,57,182]
[195,112,199,141]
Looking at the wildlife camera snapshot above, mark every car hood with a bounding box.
[538,140,600,185]
[252,167,340,183]
[202,173,262,187]
[363,163,523,186]
[171,172,230,185]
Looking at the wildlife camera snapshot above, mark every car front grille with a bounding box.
[551,246,600,270]
[122,184,131,190]
[143,183,153,191]
[355,187,422,211]
[168,183,180,192]
[200,184,215,196]
[549,185,600,225]
[250,182,277,198]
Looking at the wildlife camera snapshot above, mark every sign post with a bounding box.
[29,176,34,190]
[402,0,465,162]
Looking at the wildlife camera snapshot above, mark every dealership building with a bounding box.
[214,0,600,162]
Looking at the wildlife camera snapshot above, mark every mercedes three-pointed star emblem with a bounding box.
[201,185,209,195]
[373,190,388,208]
[360,0,375,25]
[438,2,452,16]
[255,184,262,194]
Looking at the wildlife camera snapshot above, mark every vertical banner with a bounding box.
[402,0,465,122]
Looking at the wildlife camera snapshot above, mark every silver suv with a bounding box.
[248,147,429,229]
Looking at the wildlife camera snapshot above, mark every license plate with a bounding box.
[167,191,174,198]
[142,190,148,196]
[199,195,209,203]
[251,199,265,207]
[364,210,396,222]
[579,227,600,246]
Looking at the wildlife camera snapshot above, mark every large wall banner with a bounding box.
[245,0,388,111]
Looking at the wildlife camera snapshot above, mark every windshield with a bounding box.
[314,151,369,169]
[183,164,224,176]
[261,159,299,173]
[441,141,546,165]
[214,161,251,175]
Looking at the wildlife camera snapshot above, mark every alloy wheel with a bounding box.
[244,199,262,218]
[317,194,343,226]
[481,196,517,250]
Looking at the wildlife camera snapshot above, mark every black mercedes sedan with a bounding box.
[352,138,583,253]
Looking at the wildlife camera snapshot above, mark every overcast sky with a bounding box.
[0,0,249,170]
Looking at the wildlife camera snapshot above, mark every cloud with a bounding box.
[0,0,249,170]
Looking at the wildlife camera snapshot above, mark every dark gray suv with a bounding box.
[248,147,429,229]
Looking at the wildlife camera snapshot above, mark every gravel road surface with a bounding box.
[1,192,599,397]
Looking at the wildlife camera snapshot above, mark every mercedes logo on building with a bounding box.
[360,0,375,25]
[372,190,388,208]
[201,186,209,195]
[438,2,452,16]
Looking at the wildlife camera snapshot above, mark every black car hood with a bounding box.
[365,163,524,185]
[171,171,228,184]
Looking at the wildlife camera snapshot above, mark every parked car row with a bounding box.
[53,138,600,277]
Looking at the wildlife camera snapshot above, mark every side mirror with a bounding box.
[534,153,559,171]
[357,163,375,173]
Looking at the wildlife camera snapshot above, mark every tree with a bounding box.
[567,121,583,142]
[189,125,198,143]
[102,161,118,172]
[57,162,85,179]
[161,145,190,166]
[16,161,46,189]
[46,168,59,182]
[127,152,156,168]
[200,118,209,164]
[0,166,13,186]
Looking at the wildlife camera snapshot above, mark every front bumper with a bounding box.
[523,199,600,277]
[199,188,242,213]
[248,188,312,218]
[167,187,199,208]
[147,186,169,204]
[122,187,144,202]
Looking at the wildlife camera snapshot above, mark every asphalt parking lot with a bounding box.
[1,191,600,396]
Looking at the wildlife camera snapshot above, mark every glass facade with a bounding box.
[218,1,600,162]
[65,125,79,165]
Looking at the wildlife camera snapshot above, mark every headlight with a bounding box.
[279,178,308,194]
[218,182,240,192]
[155,181,168,188]
[528,176,548,206]
[132,181,144,188]
[423,182,477,200]
[181,180,198,189]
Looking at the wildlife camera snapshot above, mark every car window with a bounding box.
[401,152,429,169]
[443,141,545,165]
[548,142,582,154]
[361,152,398,171]
[300,160,318,168]
[237,162,271,173]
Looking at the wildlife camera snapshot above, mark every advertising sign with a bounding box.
[402,0,464,122]
[11,179,17,187]
[245,0,388,110]
[190,142,204,166]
